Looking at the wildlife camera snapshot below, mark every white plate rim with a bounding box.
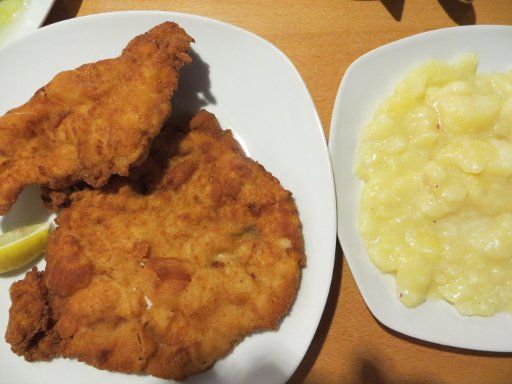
[330,24,512,352]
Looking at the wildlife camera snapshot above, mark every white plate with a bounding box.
[330,25,512,352]
[0,11,336,384]
[0,0,55,47]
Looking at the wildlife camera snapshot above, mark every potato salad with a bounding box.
[356,55,512,316]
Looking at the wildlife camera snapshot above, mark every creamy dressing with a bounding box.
[356,55,512,316]
[0,0,26,27]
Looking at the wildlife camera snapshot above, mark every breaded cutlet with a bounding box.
[0,22,192,214]
[6,111,305,380]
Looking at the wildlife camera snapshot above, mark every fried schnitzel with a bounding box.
[6,111,305,379]
[0,22,192,214]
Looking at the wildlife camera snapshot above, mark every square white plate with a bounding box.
[330,25,512,352]
[0,0,55,47]
[0,11,337,384]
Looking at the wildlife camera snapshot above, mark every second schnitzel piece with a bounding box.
[6,111,305,379]
[0,22,192,214]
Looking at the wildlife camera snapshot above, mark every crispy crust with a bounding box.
[6,111,305,380]
[0,22,192,214]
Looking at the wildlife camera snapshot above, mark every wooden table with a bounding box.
[46,1,512,383]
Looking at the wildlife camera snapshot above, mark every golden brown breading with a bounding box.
[5,269,57,361]
[0,22,192,214]
[6,111,305,380]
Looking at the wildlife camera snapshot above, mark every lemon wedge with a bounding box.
[0,222,51,273]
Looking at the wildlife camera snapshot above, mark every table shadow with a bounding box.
[355,358,446,384]
[44,0,83,25]
[381,0,405,21]
[438,0,476,25]
[378,0,475,25]
[286,239,344,383]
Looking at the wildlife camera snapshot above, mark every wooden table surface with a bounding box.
[46,1,512,383]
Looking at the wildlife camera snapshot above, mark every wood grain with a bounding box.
[46,1,512,383]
